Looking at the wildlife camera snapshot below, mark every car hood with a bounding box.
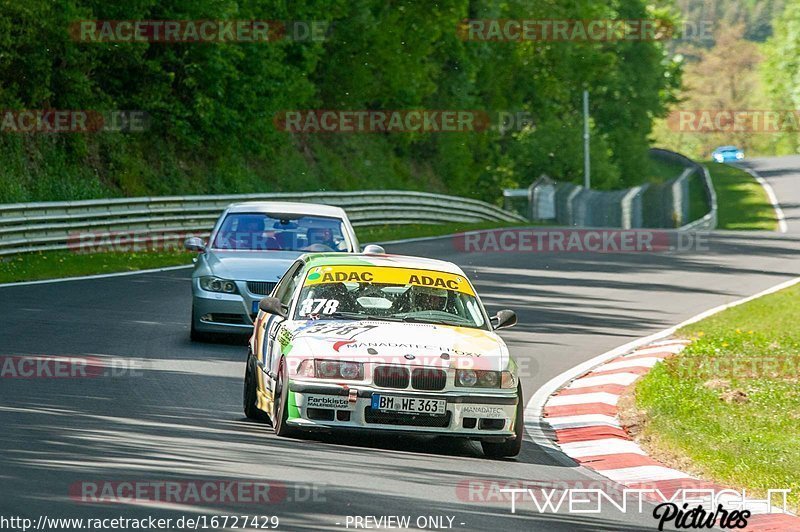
[285,320,512,372]
[205,250,301,281]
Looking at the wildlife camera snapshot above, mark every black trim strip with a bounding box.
[288,383,517,405]
[290,383,348,395]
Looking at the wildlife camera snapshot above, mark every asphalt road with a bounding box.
[1,156,799,531]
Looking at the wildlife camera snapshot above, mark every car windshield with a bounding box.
[293,265,488,330]
[212,213,350,252]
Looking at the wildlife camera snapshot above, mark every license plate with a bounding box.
[371,394,446,415]
[252,300,260,314]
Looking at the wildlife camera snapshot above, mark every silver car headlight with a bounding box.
[199,276,239,294]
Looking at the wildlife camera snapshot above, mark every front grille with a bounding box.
[373,366,410,389]
[307,408,335,421]
[479,418,505,430]
[206,313,248,325]
[411,368,447,391]
[246,281,277,296]
[364,407,451,428]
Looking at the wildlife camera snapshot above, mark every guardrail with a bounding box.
[649,148,717,232]
[0,190,527,255]
[502,148,717,230]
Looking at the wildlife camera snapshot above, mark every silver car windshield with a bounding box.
[212,213,350,252]
[293,267,488,330]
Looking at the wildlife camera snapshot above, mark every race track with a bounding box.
[1,156,799,531]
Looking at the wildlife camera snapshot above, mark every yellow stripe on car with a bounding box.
[303,265,476,296]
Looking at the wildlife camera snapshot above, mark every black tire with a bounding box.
[273,359,298,437]
[243,355,268,421]
[481,383,524,459]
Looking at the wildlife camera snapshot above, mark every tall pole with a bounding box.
[583,89,591,189]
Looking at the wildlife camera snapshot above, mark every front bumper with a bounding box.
[286,381,519,441]
[191,279,263,334]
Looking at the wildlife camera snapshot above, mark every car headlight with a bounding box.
[456,369,478,387]
[297,360,364,380]
[455,369,517,389]
[199,276,238,294]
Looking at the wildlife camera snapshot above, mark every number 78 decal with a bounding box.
[299,298,340,316]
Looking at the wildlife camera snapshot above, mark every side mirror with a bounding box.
[362,244,385,254]
[259,296,287,317]
[184,236,206,253]
[490,310,517,330]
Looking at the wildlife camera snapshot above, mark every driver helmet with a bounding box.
[412,286,448,312]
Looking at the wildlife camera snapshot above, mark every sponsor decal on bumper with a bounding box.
[304,395,352,410]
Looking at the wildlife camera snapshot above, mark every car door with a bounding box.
[260,260,307,403]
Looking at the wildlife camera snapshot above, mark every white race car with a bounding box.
[244,252,523,458]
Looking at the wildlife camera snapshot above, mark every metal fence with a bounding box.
[506,149,717,230]
[0,190,527,256]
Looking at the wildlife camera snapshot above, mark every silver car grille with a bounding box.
[246,281,277,296]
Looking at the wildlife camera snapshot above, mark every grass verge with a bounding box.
[706,162,777,230]
[0,250,195,284]
[0,220,535,284]
[632,282,800,510]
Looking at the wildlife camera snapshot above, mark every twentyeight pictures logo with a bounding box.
[456,480,790,531]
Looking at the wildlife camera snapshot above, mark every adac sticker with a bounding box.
[303,266,475,296]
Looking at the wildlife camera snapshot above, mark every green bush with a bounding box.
[0,0,682,203]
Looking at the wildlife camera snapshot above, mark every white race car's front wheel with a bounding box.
[481,384,524,459]
[243,354,268,422]
[273,359,298,438]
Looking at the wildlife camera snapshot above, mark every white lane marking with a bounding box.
[525,275,800,466]
[736,164,788,233]
[603,466,694,484]
[565,373,641,389]
[559,439,647,458]
[0,264,193,289]
[547,392,620,406]
[599,357,662,371]
[544,414,621,430]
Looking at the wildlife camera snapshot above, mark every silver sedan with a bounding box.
[184,201,361,340]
